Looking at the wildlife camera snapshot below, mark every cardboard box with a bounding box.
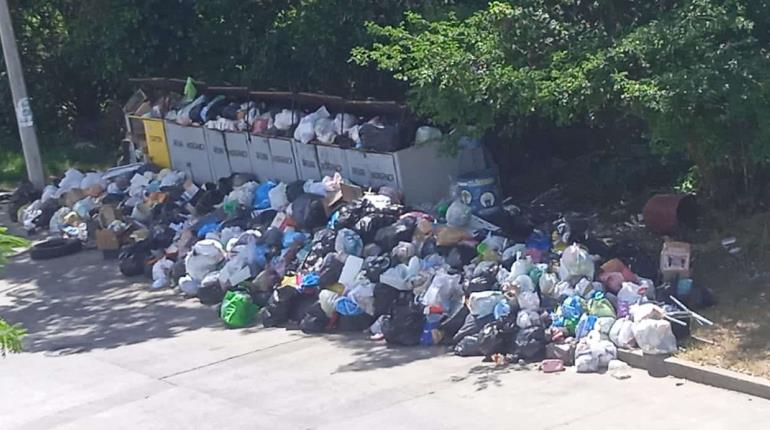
[165,121,214,184]
[248,135,275,182]
[660,241,691,282]
[96,229,121,251]
[223,131,253,174]
[203,128,232,181]
[268,137,299,182]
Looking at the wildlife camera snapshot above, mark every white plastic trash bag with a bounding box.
[609,318,636,349]
[293,106,330,144]
[319,289,340,318]
[517,290,541,311]
[380,264,410,291]
[468,291,503,317]
[414,126,442,144]
[41,185,58,202]
[575,333,617,373]
[539,272,559,298]
[422,271,463,311]
[446,199,472,227]
[151,258,175,289]
[513,274,535,293]
[348,281,376,316]
[333,113,358,135]
[314,117,337,145]
[218,255,252,288]
[632,319,678,355]
[185,239,226,280]
[58,168,85,190]
[516,309,541,329]
[268,182,289,210]
[511,255,533,278]
[179,275,201,296]
[274,109,300,131]
[559,244,595,280]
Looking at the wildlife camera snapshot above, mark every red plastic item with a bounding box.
[542,359,565,373]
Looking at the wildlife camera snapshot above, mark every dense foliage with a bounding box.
[354,0,770,202]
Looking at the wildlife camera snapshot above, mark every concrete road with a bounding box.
[1,249,769,430]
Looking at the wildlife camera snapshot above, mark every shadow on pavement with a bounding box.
[0,249,220,353]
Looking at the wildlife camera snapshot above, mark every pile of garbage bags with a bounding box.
[10,163,686,375]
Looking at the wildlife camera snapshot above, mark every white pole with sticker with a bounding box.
[0,0,45,189]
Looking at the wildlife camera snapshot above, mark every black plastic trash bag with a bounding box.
[289,292,319,322]
[198,276,226,305]
[300,302,329,334]
[452,313,495,345]
[291,194,327,230]
[364,255,392,283]
[465,275,495,296]
[381,302,424,346]
[261,286,301,327]
[286,180,306,203]
[373,283,401,318]
[454,336,484,357]
[437,305,470,344]
[359,122,403,152]
[374,216,417,250]
[319,257,344,288]
[338,314,375,332]
[513,326,547,362]
[477,320,517,357]
[446,245,477,269]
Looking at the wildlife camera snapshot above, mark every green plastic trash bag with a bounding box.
[587,292,617,318]
[184,77,197,102]
[220,290,258,328]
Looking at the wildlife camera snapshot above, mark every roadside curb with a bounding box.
[617,349,770,400]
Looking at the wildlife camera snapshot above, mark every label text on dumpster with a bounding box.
[302,159,317,168]
[371,171,395,182]
[187,142,205,151]
[272,155,294,165]
[253,152,269,161]
[229,150,248,158]
[320,161,342,172]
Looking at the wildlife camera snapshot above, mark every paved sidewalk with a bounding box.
[2,250,769,430]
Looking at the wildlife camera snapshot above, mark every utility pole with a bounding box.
[0,0,45,189]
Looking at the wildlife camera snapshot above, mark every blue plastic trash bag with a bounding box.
[300,272,320,292]
[335,228,363,257]
[327,210,340,229]
[335,297,363,316]
[253,181,277,210]
[282,230,307,249]
[197,222,221,238]
[575,314,598,339]
[494,300,511,320]
[561,296,585,320]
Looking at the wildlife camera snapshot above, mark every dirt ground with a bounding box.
[675,212,770,378]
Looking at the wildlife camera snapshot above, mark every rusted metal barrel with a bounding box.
[642,194,698,235]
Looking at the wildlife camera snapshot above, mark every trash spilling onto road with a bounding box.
[7,154,716,377]
[6,82,715,375]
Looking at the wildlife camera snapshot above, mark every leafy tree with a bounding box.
[353,0,770,203]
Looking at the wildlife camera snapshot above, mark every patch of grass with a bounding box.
[676,211,770,378]
[0,132,115,186]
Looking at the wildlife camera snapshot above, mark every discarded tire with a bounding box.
[30,238,82,260]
